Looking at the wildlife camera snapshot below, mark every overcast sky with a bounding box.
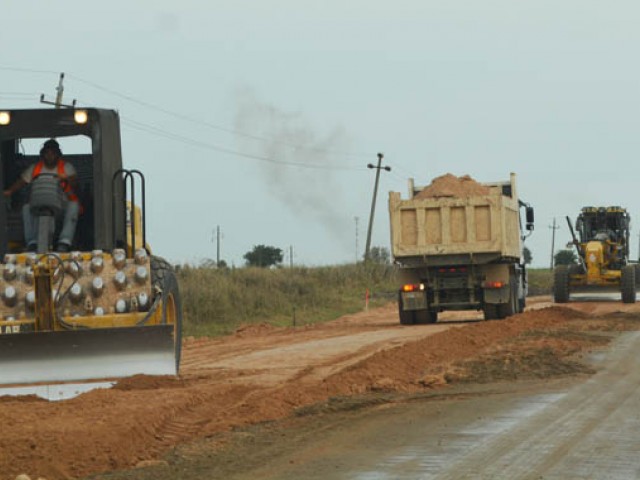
[2,1,640,267]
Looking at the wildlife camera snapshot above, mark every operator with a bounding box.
[3,139,80,252]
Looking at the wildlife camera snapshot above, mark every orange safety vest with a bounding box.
[32,159,79,203]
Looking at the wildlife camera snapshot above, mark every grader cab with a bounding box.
[0,108,182,389]
[554,206,636,303]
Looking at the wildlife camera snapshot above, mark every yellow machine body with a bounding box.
[570,240,623,288]
[0,207,181,387]
[0,248,180,386]
[555,206,635,304]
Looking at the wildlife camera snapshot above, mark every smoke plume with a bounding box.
[235,89,356,248]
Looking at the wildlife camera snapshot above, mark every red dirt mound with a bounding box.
[0,303,630,480]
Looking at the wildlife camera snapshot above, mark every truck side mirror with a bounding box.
[526,207,534,231]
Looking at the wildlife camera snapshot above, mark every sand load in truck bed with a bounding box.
[415,173,490,199]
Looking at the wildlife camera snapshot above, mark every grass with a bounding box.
[528,268,552,295]
[176,263,398,337]
[176,265,555,338]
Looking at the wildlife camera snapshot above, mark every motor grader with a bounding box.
[0,107,182,388]
[554,206,636,303]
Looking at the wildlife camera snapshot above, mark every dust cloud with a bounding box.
[235,89,357,250]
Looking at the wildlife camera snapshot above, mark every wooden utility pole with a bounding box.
[549,217,560,269]
[364,153,391,261]
[216,225,221,267]
[354,216,360,263]
[40,72,76,108]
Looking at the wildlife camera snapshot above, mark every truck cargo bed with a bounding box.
[389,173,521,263]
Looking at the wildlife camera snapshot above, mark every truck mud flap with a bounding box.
[400,291,428,311]
[0,325,177,386]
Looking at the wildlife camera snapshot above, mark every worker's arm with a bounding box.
[3,177,26,197]
[67,174,79,193]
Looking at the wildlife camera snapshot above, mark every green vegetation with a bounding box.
[176,263,398,337]
[528,268,553,295]
[176,264,555,338]
[554,249,578,266]
[243,244,284,268]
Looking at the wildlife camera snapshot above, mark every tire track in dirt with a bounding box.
[435,331,640,479]
[4,297,639,480]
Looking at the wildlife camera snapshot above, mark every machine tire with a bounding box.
[553,265,570,303]
[621,265,636,304]
[151,256,183,372]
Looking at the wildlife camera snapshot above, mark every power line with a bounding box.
[65,73,373,159]
[121,117,367,171]
[0,65,377,170]
[0,66,59,75]
[0,92,38,96]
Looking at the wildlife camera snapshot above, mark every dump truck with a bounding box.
[0,107,182,388]
[554,206,636,303]
[389,173,534,324]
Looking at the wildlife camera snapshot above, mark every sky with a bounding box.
[2,0,640,268]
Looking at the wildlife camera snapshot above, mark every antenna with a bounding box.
[40,72,77,108]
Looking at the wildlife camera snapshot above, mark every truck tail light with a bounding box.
[402,283,425,292]
[483,281,505,288]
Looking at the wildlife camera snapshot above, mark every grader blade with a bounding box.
[0,325,177,386]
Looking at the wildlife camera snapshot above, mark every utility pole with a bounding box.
[289,245,293,268]
[354,216,360,263]
[364,153,391,261]
[216,225,221,267]
[549,217,559,270]
[211,226,222,267]
[54,73,64,108]
[40,72,76,108]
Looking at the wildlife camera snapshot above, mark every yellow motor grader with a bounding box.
[554,206,636,303]
[0,107,182,388]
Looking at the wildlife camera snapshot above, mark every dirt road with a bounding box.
[250,330,640,479]
[2,296,639,479]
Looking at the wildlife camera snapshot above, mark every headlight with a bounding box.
[74,109,88,124]
[0,111,10,125]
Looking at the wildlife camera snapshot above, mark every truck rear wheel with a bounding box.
[496,274,518,319]
[497,297,515,319]
[553,265,570,303]
[483,304,498,320]
[621,265,636,304]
